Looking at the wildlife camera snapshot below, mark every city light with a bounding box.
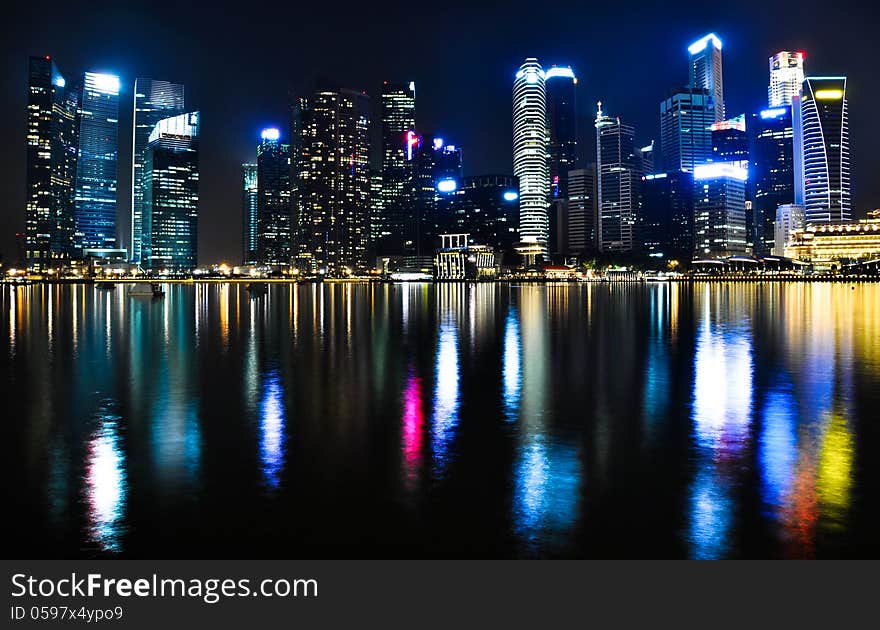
[433,137,443,150]
[436,178,458,193]
[503,191,519,201]
[688,33,722,55]
[760,107,789,119]
[545,66,575,80]
[814,89,844,100]
[261,127,280,141]
[693,162,748,182]
[86,72,120,95]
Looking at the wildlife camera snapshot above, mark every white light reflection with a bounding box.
[431,320,459,479]
[502,309,521,421]
[85,405,127,552]
[260,369,286,490]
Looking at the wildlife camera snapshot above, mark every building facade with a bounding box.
[25,56,78,270]
[750,107,795,255]
[774,203,805,256]
[73,72,121,252]
[545,66,578,199]
[565,166,597,255]
[377,81,416,254]
[254,128,291,266]
[688,33,724,122]
[294,88,371,275]
[142,112,199,271]
[769,51,805,107]
[241,163,258,264]
[596,104,640,252]
[640,171,694,261]
[131,79,185,264]
[660,87,714,173]
[693,162,748,257]
[513,59,550,253]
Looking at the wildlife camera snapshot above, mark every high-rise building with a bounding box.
[255,128,291,265]
[142,112,199,271]
[435,175,520,259]
[794,77,851,223]
[639,171,694,260]
[596,103,641,252]
[660,87,714,173]
[688,33,724,122]
[73,72,121,252]
[513,59,550,253]
[565,166,597,255]
[750,106,795,255]
[710,115,748,163]
[377,81,416,254]
[768,51,805,107]
[131,79,185,264]
[774,203,805,256]
[545,66,578,199]
[24,56,78,271]
[693,162,748,257]
[241,163,258,264]
[413,136,463,258]
[294,88,371,275]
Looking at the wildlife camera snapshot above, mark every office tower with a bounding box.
[413,136,463,256]
[241,163,258,264]
[794,77,850,223]
[435,175,520,258]
[639,171,694,260]
[566,166,597,255]
[660,87,714,172]
[513,58,550,252]
[774,203,805,256]
[255,128,291,265]
[24,56,78,270]
[73,72,121,252]
[142,112,199,271]
[688,33,724,122]
[750,107,795,255]
[294,88,371,275]
[693,162,748,257]
[369,169,382,244]
[131,79,185,264]
[595,103,641,252]
[378,81,416,254]
[710,115,748,164]
[545,66,578,199]
[769,51,805,107]
[638,142,655,175]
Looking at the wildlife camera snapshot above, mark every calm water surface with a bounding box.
[2,282,879,558]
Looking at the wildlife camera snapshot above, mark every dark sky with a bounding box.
[1,0,876,264]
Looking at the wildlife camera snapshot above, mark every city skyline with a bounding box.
[2,0,877,264]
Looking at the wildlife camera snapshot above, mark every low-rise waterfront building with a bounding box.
[434,233,498,280]
[785,218,880,266]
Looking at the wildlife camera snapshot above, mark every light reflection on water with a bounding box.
[1,282,876,558]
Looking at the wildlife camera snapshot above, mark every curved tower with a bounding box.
[513,59,549,251]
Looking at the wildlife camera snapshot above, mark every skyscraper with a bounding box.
[131,79,185,264]
[768,51,805,107]
[596,103,640,252]
[378,81,416,254]
[688,33,724,122]
[660,87,714,173]
[639,171,694,260]
[435,175,520,258]
[750,107,795,255]
[24,56,78,270]
[693,162,748,257]
[565,166,597,255]
[545,66,578,199]
[513,59,550,253]
[294,88,371,275]
[710,115,748,164]
[142,112,199,271]
[413,136,463,257]
[73,71,120,252]
[255,128,291,265]
[794,77,851,223]
[241,163,258,264]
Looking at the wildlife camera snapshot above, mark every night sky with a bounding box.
[1,0,876,264]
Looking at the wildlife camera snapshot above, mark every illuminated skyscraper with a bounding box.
[24,56,78,270]
[255,128,291,265]
[241,163,258,264]
[513,59,550,253]
[378,81,416,254]
[73,71,120,252]
[640,171,694,260]
[413,136,463,257]
[565,166,597,254]
[693,162,748,257]
[545,66,578,199]
[710,115,748,164]
[595,103,640,252]
[660,87,714,173]
[435,175,520,258]
[142,112,199,271]
[131,79,185,264]
[768,51,805,107]
[750,106,795,255]
[688,33,724,122]
[794,77,850,223]
[294,88,371,275]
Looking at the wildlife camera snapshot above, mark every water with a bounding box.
[2,281,879,559]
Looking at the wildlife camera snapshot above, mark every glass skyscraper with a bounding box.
[73,71,121,252]
[294,88,371,275]
[241,163,258,264]
[688,33,724,122]
[255,128,292,266]
[640,171,694,260]
[378,81,416,254]
[768,51,805,108]
[131,78,185,264]
[513,59,550,253]
[595,104,640,252]
[545,66,578,199]
[750,107,795,255]
[25,56,78,270]
[794,77,851,223]
[565,166,597,255]
[693,162,748,257]
[660,87,714,173]
[142,112,199,271]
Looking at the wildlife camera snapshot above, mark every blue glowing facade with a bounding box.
[256,129,291,265]
[688,33,724,122]
[241,163,259,264]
